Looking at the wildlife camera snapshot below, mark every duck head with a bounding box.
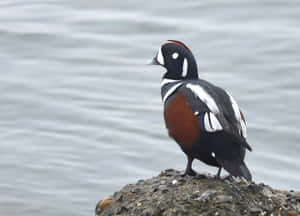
[150,40,198,80]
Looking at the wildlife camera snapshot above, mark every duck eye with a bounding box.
[172,52,179,59]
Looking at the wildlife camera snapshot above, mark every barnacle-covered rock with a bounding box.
[96,169,300,216]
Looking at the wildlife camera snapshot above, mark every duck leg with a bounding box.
[216,167,222,178]
[183,155,196,176]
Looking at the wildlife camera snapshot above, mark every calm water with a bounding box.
[1,0,300,215]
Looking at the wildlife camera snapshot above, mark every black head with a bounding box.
[150,40,198,80]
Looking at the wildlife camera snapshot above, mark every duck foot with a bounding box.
[223,175,234,181]
[214,167,222,179]
[193,173,207,179]
[181,168,197,177]
[182,156,197,176]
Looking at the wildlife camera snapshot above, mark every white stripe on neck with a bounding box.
[161,78,179,87]
[162,83,183,103]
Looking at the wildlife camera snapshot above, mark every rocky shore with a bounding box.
[96,169,300,216]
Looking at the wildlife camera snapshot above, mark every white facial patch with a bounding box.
[182,58,188,77]
[172,52,179,59]
[186,84,220,113]
[157,47,164,65]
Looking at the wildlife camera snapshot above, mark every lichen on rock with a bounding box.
[96,169,300,216]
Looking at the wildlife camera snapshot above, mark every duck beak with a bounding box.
[148,51,160,65]
[149,56,160,65]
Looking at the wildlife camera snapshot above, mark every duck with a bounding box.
[150,40,252,181]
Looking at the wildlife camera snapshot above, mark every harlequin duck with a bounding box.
[150,40,252,181]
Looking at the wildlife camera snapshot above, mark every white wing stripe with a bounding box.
[209,112,223,131]
[227,91,247,138]
[186,84,220,113]
[204,112,223,132]
[227,92,241,122]
[204,113,212,132]
[241,119,247,138]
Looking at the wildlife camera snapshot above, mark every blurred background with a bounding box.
[1,0,300,215]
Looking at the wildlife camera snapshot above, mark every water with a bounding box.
[1,0,300,215]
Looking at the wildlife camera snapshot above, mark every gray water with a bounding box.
[1,0,300,215]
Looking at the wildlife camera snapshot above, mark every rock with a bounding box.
[262,187,273,198]
[114,193,123,202]
[216,195,233,203]
[96,169,300,216]
[248,207,261,214]
[141,211,152,216]
[172,179,178,185]
[288,194,300,202]
[288,210,298,216]
[195,190,217,202]
[116,206,128,215]
[247,183,263,194]
[95,197,114,215]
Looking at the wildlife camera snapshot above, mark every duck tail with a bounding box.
[213,132,252,181]
[219,159,252,181]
